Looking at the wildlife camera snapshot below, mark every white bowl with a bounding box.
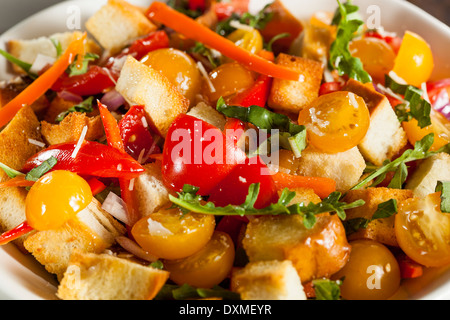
[0,0,449,300]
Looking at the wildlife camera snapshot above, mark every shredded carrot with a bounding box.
[0,33,87,128]
[0,176,35,188]
[271,171,336,199]
[146,2,301,81]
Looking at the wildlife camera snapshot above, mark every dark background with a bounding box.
[0,0,449,34]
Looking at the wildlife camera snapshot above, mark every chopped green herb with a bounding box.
[0,162,24,179]
[170,183,365,229]
[190,42,221,69]
[385,74,432,128]
[55,96,95,123]
[25,156,57,182]
[329,1,372,83]
[50,38,63,58]
[0,49,37,79]
[265,32,291,52]
[312,279,342,300]
[67,53,99,77]
[167,0,203,19]
[149,260,164,270]
[436,181,450,213]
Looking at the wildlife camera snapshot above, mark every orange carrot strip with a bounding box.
[0,33,87,128]
[271,171,336,199]
[98,101,125,152]
[146,2,301,81]
[0,176,35,188]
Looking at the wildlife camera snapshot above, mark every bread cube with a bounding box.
[277,147,366,193]
[0,187,29,251]
[57,251,169,300]
[231,260,306,300]
[268,53,323,115]
[0,105,43,182]
[85,0,157,54]
[187,102,226,131]
[343,188,414,247]
[243,214,350,283]
[134,161,171,217]
[24,199,126,280]
[406,153,450,198]
[41,113,104,145]
[343,79,407,166]
[0,78,49,115]
[279,187,321,206]
[116,56,189,137]
[7,31,101,74]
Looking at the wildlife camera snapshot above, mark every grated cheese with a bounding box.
[229,20,255,32]
[197,61,216,93]
[128,178,135,191]
[141,116,148,128]
[71,125,88,158]
[28,138,45,148]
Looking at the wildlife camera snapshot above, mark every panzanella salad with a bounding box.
[0,0,449,300]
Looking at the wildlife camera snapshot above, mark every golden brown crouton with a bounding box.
[278,187,321,206]
[24,199,126,280]
[116,56,189,137]
[343,188,414,247]
[187,102,226,131]
[0,78,49,115]
[0,105,43,182]
[41,113,104,145]
[243,214,350,283]
[406,153,450,198]
[0,187,29,251]
[277,147,366,193]
[86,0,157,54]
[57,251,169,300]
[343,79,408,166]
[231,260,306,300]
[268,53,323,115]
[7,32,101,74]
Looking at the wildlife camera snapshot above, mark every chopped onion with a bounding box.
[115,236,159,263]
[436,103,450,121]
[100,89,126,111]
[57,90,83,103]
[29,54,55,75]
[101,192,131,226]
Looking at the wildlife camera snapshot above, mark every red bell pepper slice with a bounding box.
[0,221,34,246]
[396,253,424,279]
[86,177,107,196]
[319,82,342,96]
[22,141,145,180]
[51,65,115,96]
[230,74,273,108]
[213,0,249,21]
[98,101,125,151]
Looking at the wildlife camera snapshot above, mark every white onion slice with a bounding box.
[30,54,55,75]
[115,236,159,263]
[101,192,131,226]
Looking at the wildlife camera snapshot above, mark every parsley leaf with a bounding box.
[0,49,37,79]
[385,74,432,128]
[216,97,308,157]
[170,183,365,229]
[25,156,57,182]
[352,133,450,190]
[436,181,450,213]
[329,0,372,83]
[55,96,95,123]
[312,279,343,300]
[67,53,99,77]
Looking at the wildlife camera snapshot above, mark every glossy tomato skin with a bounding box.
[162,114,247,196]
[208,156,278,209]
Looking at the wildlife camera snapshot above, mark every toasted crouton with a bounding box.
[0,105,43,182]
[85,0,157,54]
[187,102,226,131]
[231,260,306,300]
[343,188,414,247]
[277,147,366,193]
[24,198,126,280]
[41,113,104,145]
[243,214,350,283]
[406,153,450,198]
[7,32,101,74]
[116,56,189,137]
[279,187,321,206]
[0,187,29,250]
[268,53,323,115]
[134,161,171,217]
[343,79,408,166]
[57,251,169,300]
[0,78,49,115]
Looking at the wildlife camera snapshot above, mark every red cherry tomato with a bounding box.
[365,30,402,54]
[319,82,342,96]
[214,0,249,21]
[162,114,247,195]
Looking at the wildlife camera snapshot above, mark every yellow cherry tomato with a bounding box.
[164,231,235,288]
[332,240,401,300]
[203,62,255,103]
[395,192,450,267]
[349,37,396,82]
[402,110,450,152]
[25,170,93,231]
[141,48,202,103]
[227,29,264,55]
[297,91,370,153]
[131,207,216,260]
[392,31,434,87]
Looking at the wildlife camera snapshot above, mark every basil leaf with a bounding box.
[190,42,220,69]
[265,32,291,52]
[0,49,37,79]
[0,162,24,179]
[312,279,342,300]
[55,96,95,123]
[387,161,408,189]
[436,181,450,213]
[329,1,371,83]
[385,74,432,129]
[67,53,99,77]
[25,156,57,182]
